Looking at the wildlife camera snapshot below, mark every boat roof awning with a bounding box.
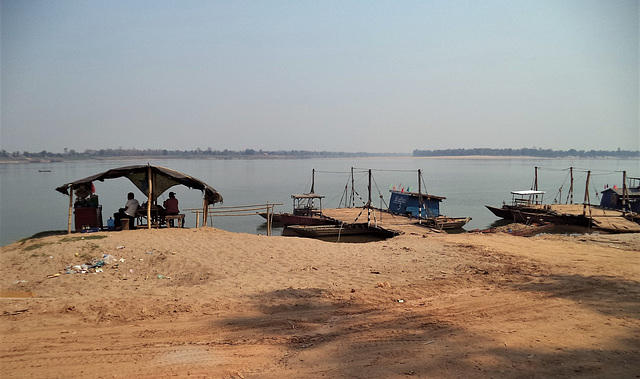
[511,190,545,196]
[291,193,325,199]
[390,190,446,201]
[55,164,223,204]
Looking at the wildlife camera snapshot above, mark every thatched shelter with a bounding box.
[56,164,223,232]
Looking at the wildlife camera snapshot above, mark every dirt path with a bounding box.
[1,229,638,378]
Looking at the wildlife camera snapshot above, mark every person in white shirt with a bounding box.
[114,192,140,229]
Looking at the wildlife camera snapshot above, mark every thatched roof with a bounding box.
[55,164,223,204]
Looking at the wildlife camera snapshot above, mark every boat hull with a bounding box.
[421,216,471,230]
[279,213,332,226]
[285,224,397,238]
[258,212,283,223]
[485,205,590,226]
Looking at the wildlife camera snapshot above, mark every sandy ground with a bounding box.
[1,228,638,378]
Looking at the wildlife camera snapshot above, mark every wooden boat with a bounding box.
[260,169,333,226]
[285,223,397,238]
[278,193,333,226]
[419,216,472,230]
[485,189,594,227]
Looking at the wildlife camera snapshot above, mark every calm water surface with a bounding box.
[1,158,638,245]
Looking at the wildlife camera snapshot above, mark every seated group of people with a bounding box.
[113,191,180,229]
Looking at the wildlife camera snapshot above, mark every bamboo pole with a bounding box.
[266,204,271,236]
[582,170,591,217]
[147,166,152,229]
[67,184,74,234]
[202,198,208,227]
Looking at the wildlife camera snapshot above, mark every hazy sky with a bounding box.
[1,0,638,153]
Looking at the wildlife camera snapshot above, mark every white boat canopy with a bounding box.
[511,190,546,196]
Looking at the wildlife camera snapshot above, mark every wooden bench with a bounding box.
[165,214,185,228]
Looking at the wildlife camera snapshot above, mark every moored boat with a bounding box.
[285,223,397,238]
[419,216,472,230]
[387,175,471,230]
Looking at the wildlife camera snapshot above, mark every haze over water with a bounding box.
[1,157,637,246]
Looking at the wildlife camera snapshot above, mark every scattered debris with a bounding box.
[2,309,29,316]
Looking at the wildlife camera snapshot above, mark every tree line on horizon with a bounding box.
[1,148,405,159]
[2,147,638,160]
[412,148,639,158]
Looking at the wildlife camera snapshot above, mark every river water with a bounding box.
[1,157,637,246]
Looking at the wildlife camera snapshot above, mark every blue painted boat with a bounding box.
[388,190,445,218]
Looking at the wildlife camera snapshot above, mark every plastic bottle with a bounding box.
[107,217,115,230]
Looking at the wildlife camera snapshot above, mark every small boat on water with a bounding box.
[278,193,332,226]
[258,169,334,226]
[485,190,549,222]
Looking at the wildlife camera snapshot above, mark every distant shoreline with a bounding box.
[2,155,639,164]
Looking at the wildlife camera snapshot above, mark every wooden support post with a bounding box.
[582,170,591,218]
[266,204,271,236]
[195,211,200,228]
[147,166,152,229]
[202,198,208,227]
[67,184,74,234]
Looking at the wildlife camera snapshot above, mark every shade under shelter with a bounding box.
[56,164,223,232]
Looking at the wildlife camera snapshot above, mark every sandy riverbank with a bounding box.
[1,228,638,378]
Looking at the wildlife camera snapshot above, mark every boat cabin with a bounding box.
[600,179,640,213]
[291,193,325,216]
[388,190,445,218]
[510,190,545,206]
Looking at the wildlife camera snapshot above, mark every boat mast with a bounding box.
[351,167,355,208]
[622,171,628,214]
[569,167,574,204]
[367,169,372,227]
[310,169,315,194]
[534,166,539,204]
[418,169,422,225]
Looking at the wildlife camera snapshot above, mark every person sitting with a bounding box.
[163,192,180,227]
[113,192,140,230]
